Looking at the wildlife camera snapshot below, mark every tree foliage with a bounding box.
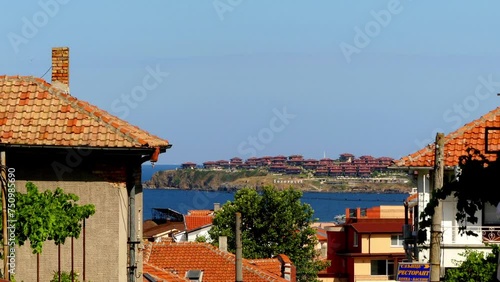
[419,147,500,241]
[1,182,95,254]
[50,271,80,282]
[208,186,329,282]
[444,244,500,282]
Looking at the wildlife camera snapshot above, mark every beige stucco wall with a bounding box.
[354,258,371,276]
[379,206,405,219]
[361,234,404,254]
[5,178,143,282]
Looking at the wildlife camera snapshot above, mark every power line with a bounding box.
[40,66,52,79]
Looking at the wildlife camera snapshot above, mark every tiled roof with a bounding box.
[143,221,186,239]
[184,214,213,231]
[351,222,404,234]
[145,241,288,282]
[143,220,159,231]
[248,258,283,277]
[143,262,187,282]
[315,228,328,242]
[0,75,170,149]
[188,210,213,216]
[392,107,500,168]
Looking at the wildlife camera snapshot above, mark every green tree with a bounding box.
[208,186,329,282]
[50,271,79,282]
[444,244,500,282]
[195,234,208,243]
[2,182,95,254]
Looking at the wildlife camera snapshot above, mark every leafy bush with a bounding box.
[444,244,500,282]
[50,271,79,282]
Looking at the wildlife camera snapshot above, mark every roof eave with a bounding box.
[0,143,171,153]
[387,165,456,171]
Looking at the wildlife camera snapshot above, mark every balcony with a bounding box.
[441,225,500,244]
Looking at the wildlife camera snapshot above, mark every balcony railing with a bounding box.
[441,225,500,244]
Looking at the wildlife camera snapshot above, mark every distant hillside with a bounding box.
[143,168,414,193]
[143,169,268,190]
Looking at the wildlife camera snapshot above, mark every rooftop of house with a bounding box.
[350,221,405,234]
[0,47,170,152]
[0,75,170,150]
[143,262,187,282]
[143,221,186,239]
[144,241,290,282]
[184,214,213,231]
[392,106,500,169]
[315,228,328,242]
[187,210,213,216]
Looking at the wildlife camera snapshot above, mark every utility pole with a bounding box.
[235,212,243,282]
[430,133,444,282]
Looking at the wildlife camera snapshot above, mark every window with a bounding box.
[371,260,394,276]
[349,208,357,218]
[391,234,404,247]
[483,203,500,225]
[360,208,367,217]
[353,232,358,247]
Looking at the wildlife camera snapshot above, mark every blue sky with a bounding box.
[2,1,500,164]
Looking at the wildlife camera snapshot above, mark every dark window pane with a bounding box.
[371,260,387,275]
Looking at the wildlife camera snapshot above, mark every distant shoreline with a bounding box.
[142,186,410,195]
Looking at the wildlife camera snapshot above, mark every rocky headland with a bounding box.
[143,169,413,193]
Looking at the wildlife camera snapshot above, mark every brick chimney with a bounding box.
[275,254,296,282]
[214,203,221,211]
[51,47,70,92]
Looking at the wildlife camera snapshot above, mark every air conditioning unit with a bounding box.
[403,224,412,239]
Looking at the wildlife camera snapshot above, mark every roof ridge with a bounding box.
[394,106,500,167]
[148,241,286,281]
[143,241,153,262]
[144,261,186,281]
[30,76,149,146]
[444,106,500,144]
[0,75,168,148]
[202,244,285,281]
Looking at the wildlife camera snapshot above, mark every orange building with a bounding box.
[319,206,406,282]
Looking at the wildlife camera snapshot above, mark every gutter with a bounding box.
[0,143,171,152]
[387,165,455,171]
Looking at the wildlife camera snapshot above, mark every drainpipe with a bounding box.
[235,212,243,282]
[128,182,136,282]
[1,151,8,279]
[413,205,419,261]
[368,233,371,255]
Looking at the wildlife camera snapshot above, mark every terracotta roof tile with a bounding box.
[188,210,213,216]
[143,262,187,282]
[184,215,213,231]
[392,107,500,168]
[144,242,288,282]
[143,222,186,239]
[0,75,170,149]
[248,259,282,277]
